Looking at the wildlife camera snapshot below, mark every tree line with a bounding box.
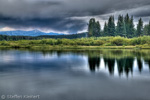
[0,33,87,41]
[88,14,150,38]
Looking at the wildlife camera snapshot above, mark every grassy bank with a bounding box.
[0,36,150,49]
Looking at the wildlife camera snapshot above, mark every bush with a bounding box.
[40,39,47,44]
[47,39,55,45]
[94,40,104,46]
[11,45,21,48]
[56,39,62,45]
[103,43,116,46]
[111,37,126,46]
[29,41,35,44]
[140,36,150,44]
[0,41,10,46]
[130,38,141,45]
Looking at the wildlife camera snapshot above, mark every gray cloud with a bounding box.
[0,0,150,33]
[0,15,86,33]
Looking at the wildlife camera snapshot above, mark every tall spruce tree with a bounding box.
[88,18,95,37]
[88,18,101,37]
[148,21,150,35]
[143,24,149,35]
[124,14,130,37]
[136,18,143,36]
[103,22,108,36]
[95,21,101,37]
[116,15,126,36]
[129,16,135,37]
[143,21,150,35]
[108,16,115,36]
[124,14,135,37]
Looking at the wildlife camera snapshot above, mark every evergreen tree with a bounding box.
[136,18,143,36]
[88,18,95,37]
[103,22,108,36]
[108,16,115,36]
[116,15,126,36]
[129,16,135,37]
[148,21,150,35]
[143,21,150,35]
[95,21,101,37]
[143,24,149,35]
[124,14,130,37]
[88,18,101,37]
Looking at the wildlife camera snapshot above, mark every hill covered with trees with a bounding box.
[0,33,87,41]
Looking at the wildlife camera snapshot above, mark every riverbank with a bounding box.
[0,45,150,50]
[0,36,150,50]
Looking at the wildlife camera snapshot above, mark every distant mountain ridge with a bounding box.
[0,30,64,36]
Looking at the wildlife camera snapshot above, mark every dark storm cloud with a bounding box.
[0,15,85,33]
[129,5,150,17]
[0,0,150,33]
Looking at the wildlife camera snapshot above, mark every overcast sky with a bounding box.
[0,0,150,34]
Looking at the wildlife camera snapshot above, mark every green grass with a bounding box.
[0,36,150,49]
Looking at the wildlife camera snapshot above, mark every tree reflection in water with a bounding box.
[144,59,150,72]
[39,49,150,76]
[137,58,143,73]
[117,57,134,77]
[104,58,115,75]
[88,54,149,76]
[88,55,100,72]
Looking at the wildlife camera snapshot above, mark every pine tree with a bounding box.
[103,22,108,36]
[124,14,130,37]
[143,24,149,35]
[143,21,150,35]
[95,21,101,37]
[136,18,143,36]
[108,16,115,36]
[129,16,135,37]
[148,21,150,35]
[88,18,95,37]
[116,15,126,36]
[88,18,101,37]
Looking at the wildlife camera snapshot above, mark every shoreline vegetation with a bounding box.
[0,36,150,50]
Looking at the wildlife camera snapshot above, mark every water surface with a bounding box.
[0,49,150,100]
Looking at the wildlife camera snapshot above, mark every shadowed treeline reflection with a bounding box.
[0,49,150,77]
[117,58,134,76]
[88,55,100,71]
[104,58,115,75]
[88,55,150,76]
[86,50,150,76]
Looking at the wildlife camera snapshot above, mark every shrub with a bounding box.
[11,45,21,48]
[40,39,47,44]
[104,43,116,46]
[47,39,55,45]
[29,41,35,44]
[140,36,150,44]
[0,41,10,46]
[56,39,62,45]
[130,38,141,45]
[111,37,126,46]
[94,40,104,46]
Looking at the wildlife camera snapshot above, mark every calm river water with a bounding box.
[0,49,150,100]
